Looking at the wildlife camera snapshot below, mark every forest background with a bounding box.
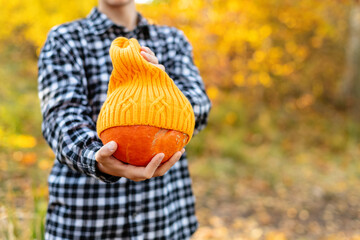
[1,0,360,239]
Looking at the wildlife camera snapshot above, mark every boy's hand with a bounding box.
[95,141,185,182]
[140,46,165,71]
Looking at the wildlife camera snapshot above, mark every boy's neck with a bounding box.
[98,1,138,31]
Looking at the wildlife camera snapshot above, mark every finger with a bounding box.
[156,64,165,71]
[140,51,159,64]
[153,151,182,177]
[143,153,165,178]
[148,62,165,71]
[140,46,155,56]
[95,141,117,161]
[121,153,164,181]
[96,152,131,177]
[141,50,158,64]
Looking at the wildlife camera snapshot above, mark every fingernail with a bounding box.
[107,141,116,151]
[159,153,165,160]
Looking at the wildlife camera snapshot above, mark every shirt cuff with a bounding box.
[82,140,121,183]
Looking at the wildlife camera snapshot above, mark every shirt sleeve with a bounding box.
[164,29,212,135]
[37,28,120,183]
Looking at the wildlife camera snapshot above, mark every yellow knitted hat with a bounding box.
[96,37,195,143]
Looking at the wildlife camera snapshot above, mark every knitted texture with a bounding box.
[96,37,195,143]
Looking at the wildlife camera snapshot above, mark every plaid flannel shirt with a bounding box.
[38,7,211,240]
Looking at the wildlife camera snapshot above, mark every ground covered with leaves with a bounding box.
[192,169,360,239]
[189,96,360,240]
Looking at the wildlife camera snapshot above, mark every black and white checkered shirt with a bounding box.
[38,7,211,240]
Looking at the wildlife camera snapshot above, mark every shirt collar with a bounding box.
[87,7,150,37]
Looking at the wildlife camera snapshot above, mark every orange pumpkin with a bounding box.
[97,37,195,167]
[100,126,188,166]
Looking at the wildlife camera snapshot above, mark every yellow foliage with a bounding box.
[0,0,352,92]
[258,72,272,87]
[206,86,219,100]
[140,0,350,90]
[253,51,267,63]
[0,127,3,139]
[233,73,245,87]
[0,0,97,52]
[8,134,37,149]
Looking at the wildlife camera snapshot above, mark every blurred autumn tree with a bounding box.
[0,0,97,49]
[140,0,352,107]
[340,0,360,118]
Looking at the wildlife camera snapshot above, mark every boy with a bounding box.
[38,0,211,239]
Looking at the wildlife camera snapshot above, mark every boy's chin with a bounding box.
[100,0,134,7]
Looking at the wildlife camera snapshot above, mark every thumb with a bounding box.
[96,141,117,160]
